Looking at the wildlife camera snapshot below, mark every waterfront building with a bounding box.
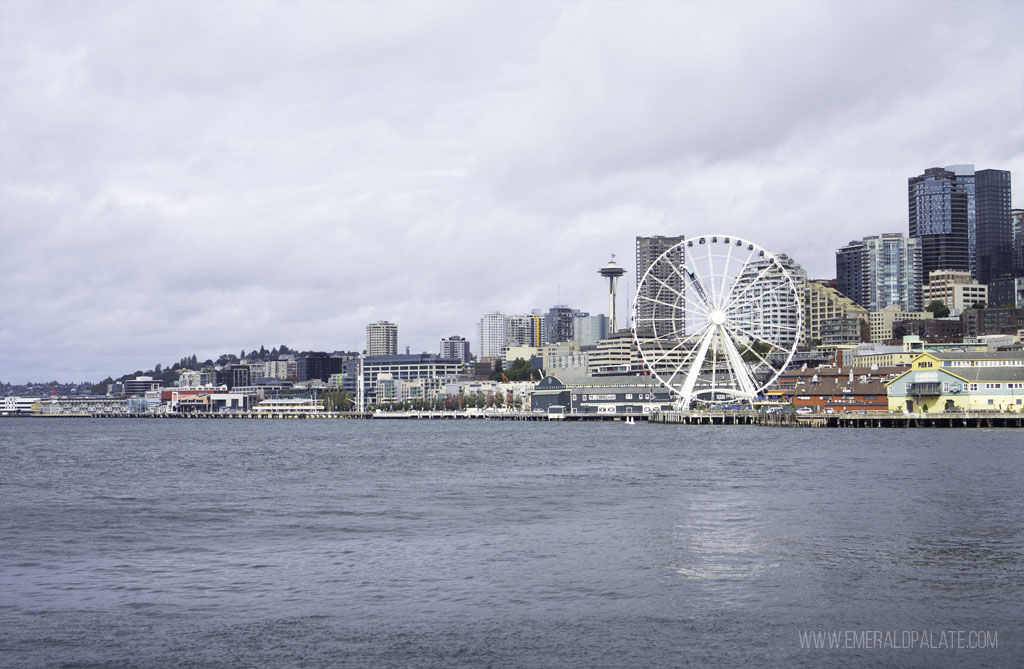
[987,277,1024,309]
[886,351,1024,413]
[767,366,900,413]
[122,376,163,396]
[360,353,464,405]
[635,235,685,328]
[908,165,975,278]
[869,305,931,343]
[476,312,510,359]
[922,270,988,313]
[253,399,324,416]
[439,335,472,362]
[530,371,676,415]
[1,396,42,414]
[366,321,398,356]
[975,169,1014,284]
[803,279,867,345]
[39,395,130,415]
[508,314,544,348]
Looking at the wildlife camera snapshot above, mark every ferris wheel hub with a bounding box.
[709,309,726,325]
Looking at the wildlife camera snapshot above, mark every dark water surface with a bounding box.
[1,419,1021,668]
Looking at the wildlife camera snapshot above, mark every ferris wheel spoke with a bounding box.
[643,268,690,305]
[723,315,802,333]
[730,331,779,375]
[718,329,759,397]
[634,293,684,313]
[722,257,785,313]
[705,246,718,309]
[677,327,716,408]
[661,324,716,387]
[667,263,712,316]
[719,247,757,307]
[725,280,797,315]
[717,242,736,309]
[710,331,719,394]
[723,322,790,357]
[645,321,710,366]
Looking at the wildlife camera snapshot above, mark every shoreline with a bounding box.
[3,410,1022,428]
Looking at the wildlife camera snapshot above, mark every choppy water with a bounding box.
[1,419,1021,668]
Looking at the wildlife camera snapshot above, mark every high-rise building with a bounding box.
[908,165,974,278]
[439,335,472,362]
[730,252,806,350]
[572,314,609,347]
[1012,209,1024,276]
[921,270,987,313]
[366,321,398,356]
[835,240,867,307]
[545,305,587,344]
[975,169,1013,284]
[635,235,684,329]
[862,233,922,312]
[508,314,544,348]
[802,280,867,345]
[476,312,509,359]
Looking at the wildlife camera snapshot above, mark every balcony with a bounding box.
[908,382,941,396]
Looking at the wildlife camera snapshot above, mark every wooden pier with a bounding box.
[651,411,1024,428]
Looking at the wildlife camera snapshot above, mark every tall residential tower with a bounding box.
[365,321,398,356]
[635,235,684,331]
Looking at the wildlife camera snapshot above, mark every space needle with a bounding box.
[598,256,627,333]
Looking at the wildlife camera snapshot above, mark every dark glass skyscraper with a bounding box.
[975,169,1013,284]
[908,166,974,279]
[835,239,866,307]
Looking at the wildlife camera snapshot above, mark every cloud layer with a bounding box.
[2,0,1022,381]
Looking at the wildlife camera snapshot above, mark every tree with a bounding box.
[926,300,950,318]
[488,359,504,381]
[742,341,773,362]
[507,358,533,382]
[971,301,986,310]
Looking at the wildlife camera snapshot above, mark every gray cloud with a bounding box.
[1,0,1022,382]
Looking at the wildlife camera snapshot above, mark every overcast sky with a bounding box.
[1,0,1022,383]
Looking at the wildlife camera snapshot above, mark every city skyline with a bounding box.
[1,1,1022,382]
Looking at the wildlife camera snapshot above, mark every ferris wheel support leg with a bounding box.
[718,326,758,401]
[676,328,714,411]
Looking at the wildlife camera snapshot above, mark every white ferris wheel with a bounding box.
[631,234,802,410]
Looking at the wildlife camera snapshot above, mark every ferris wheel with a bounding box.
[631,235,802,409]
